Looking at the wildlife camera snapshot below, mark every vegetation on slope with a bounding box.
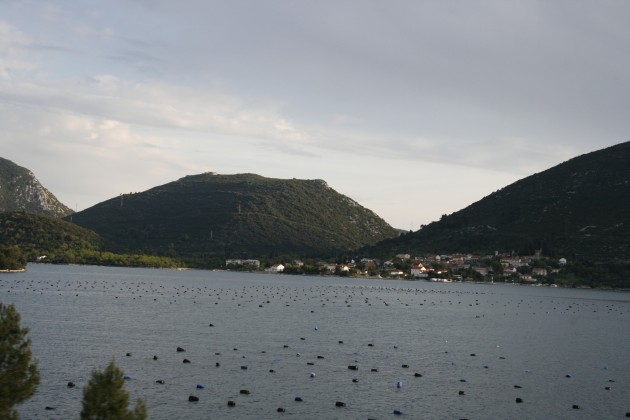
[67,173,398,261]
[0,245,27,271]
[0,212,180,268]
[367,141,630,262]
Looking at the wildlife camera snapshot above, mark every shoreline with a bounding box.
[0,268,26,273]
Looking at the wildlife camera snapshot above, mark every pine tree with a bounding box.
[0,303,40,420]
[80,360,147,420]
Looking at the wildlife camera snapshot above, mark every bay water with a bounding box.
[2,264,630,419]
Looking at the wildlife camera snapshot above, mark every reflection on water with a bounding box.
[2,264,629,419]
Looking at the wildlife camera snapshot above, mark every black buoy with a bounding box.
[516,398,523,403]
[335,401,346,407]
[153,355,158,360]
[188,395,199,402]
[45,406,55,410]
[277,407,285,412]
[216,362,220,367]
[414,373,422,377]
[352,378,359,383]
[156,380,165,384]
[241,365,247,370]
[126,352,132,357]
[401,364,409,368]
[183,358,191,363]
[67,382,75,388]
[459,391,465,395]
[294,396,304,402]
[514,385,522,389]
[371,368,379,372]
[572,405,580,410]
[177,346,185,352]
[338,340,344,344]
[227,401,235,407]
[269,369,275,373]
[240,389,250,395]
[348,365,358,370]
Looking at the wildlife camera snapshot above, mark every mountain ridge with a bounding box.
[365,141,630,261]
[67,172,399,260]
[0,157,73,218]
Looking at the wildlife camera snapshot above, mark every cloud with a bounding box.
[0,20,36,78]
[1,1,629,226]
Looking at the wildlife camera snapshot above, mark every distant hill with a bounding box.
[67,173,399,259]
[0,211,181,268]
[367,141,630,261]
[0,157,73,217]
[0,211,102,261]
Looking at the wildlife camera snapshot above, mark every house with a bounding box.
[519,274,535,282]
[532,267,547,276]
[390,269,405,277]
[472,266,489,276]
[558,258,567,266]
[395,254,411,260]
[410,264,427,277]
[265,264,285,273]
[226,259,261,268]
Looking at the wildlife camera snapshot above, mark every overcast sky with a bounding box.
[1,1,628,228]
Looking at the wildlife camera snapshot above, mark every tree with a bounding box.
[81,360,147,420]
[0,246,27,271]
[0,303,40,420]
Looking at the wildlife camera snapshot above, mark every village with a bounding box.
[226,250,569,286]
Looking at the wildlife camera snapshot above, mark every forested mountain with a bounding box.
[67,173,398,260]
[0,157,72,217]
[367,141,630,262]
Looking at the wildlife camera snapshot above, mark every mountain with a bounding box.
[0,157,73,217]
[368,141,630,261]
[66,173,399,259]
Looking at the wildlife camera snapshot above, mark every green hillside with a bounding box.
[0,211,102,262]
[367,141,630,261]
[67,173,398,260]
[0,212,180,268]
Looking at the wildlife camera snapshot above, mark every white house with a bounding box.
[410,264,427,277]
[265,264,285,273]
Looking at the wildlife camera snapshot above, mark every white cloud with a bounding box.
[1,1,628,227]
[0,20,36,79]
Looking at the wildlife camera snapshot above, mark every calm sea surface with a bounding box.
[2,264,630,419]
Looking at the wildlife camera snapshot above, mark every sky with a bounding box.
[1,1,628,229]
